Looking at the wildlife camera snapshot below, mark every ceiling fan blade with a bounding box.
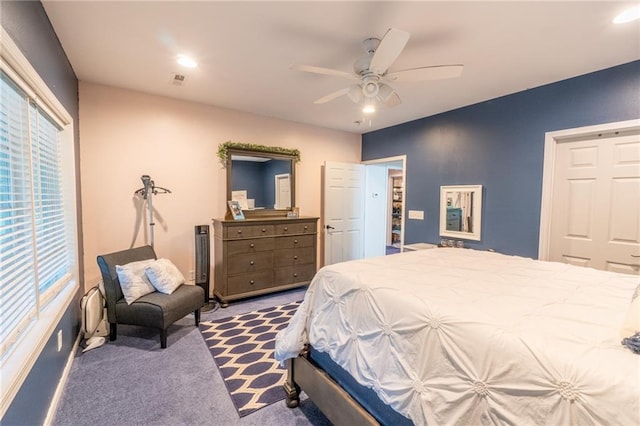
[291,64,356,80]
[380,91,401,108]
[386,64,464,82]
[313,87,350,104]
[369,28,410,75]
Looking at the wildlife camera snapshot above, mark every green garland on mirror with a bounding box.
[217,141,301,167]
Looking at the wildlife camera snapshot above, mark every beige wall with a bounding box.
[79,82,361,290]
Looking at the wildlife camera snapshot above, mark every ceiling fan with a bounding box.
[292,28,463,111]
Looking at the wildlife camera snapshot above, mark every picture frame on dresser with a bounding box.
[227,200,245,220]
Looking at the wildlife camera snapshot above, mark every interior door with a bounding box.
[549,131,640,274]
[274,173,291,209]
[323,161,365,266]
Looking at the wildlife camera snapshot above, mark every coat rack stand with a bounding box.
[134,174,171,248]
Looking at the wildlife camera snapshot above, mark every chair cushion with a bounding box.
[145,258,185,294]
[116,259,156,304]
[115,284,204,329]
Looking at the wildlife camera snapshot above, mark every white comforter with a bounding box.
[275,248,640,425]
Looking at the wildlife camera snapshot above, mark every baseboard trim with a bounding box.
[43,330,82,426]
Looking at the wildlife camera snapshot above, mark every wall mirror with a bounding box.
[226,148,296,218]
[439,185,483,241]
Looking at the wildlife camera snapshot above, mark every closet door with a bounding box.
[549,131,640,274]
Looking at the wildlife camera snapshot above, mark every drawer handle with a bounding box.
[261,228,266,232]
[250,280,255,285]
[237,229,242,234]
[293,255,298,260]
[293,273,298,278]
[284,226,288,231]
[293,239,298,244]
[304,226,308,230]
[250,243,255,248]
[250,260,255,266]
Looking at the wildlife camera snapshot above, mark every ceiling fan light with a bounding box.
[348,85,363,103]
[377,83,395,103]
[362,80,379,97]
[362,102,376,114]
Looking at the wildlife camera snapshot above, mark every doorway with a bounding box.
[363,156,406,258]
[322,156,406,266]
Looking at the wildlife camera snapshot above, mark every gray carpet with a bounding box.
[53,287,332,425]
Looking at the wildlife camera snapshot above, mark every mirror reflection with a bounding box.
[440,185,482,241]
[445,191,474,232]
[230,155,292,210]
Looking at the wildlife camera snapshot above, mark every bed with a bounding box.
[275,248,640,425]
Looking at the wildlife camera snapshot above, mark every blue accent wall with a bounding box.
[1,1,81,424]
[362,61,640,258]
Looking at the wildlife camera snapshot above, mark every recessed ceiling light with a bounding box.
[177,55,197,68]
[613,6,640,24]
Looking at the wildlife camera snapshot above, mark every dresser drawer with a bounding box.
[227,238,275,256]
[274,265,316,285]
[225,224,275,239]
[227,252,273,275]
[274,247,315,267]
[446,209,461,220]
[446,219,461,231]
[274,234,315,250]
[274,221,316,235]
[227,271,274,294]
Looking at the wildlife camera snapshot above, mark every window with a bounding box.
[0,27,78,416]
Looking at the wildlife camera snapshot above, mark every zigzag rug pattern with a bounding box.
[199,301,301,417]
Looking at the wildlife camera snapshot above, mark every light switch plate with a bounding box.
[408,210,424,220]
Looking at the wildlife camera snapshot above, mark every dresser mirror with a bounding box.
[226,148,296,218]
[439,185,482,241]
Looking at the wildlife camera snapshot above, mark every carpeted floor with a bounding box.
[53,287,331,426]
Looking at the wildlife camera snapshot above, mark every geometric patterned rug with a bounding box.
[198,301,301,417]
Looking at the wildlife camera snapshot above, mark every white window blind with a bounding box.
[0,69,71,358]
[0,26,78,417]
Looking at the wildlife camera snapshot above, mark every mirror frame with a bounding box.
[439,185,483,241]
[226,148,296,218]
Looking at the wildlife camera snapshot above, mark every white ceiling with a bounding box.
[42,1,640,134]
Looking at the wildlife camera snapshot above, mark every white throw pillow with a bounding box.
[620,284,640,340]
[116,259,156,305]
[145,258,185,295]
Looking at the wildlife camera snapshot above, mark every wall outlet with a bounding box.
[189,270,195,281]
[408,210,424,220]
[57,330,63,352]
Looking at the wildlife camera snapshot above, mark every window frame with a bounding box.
[0,26,79,418]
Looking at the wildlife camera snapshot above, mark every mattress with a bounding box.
[275,248,640,425]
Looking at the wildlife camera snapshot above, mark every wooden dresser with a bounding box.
[212,217,319,306]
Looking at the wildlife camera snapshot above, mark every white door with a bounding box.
[274,173,291,209]
[323,162,365,266]
[549,131,640,274]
